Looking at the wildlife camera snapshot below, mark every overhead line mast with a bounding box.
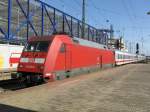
[82,0,85,38]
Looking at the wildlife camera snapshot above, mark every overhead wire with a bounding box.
[58,0,81,18]
[72,0,104,27]
[121,0,137,38]
[122,0,143,42]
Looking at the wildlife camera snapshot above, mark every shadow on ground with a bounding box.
[0,104,37,112]
[0,79,26,91]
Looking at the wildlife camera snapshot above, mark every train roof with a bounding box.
[27,34,111,51]
[73,37,108,50]
[115,50,146,57]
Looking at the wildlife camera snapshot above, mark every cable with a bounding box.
[122,0,144,41]
[90,0,122,16]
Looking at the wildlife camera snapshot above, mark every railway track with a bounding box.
[0,78,46,93]
[0,79,26,93]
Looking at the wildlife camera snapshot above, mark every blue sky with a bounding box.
[43,0,150,55]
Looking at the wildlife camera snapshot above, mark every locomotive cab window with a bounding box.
[24,42,37,52]
[24,41,50,52]
[36,42,50,52]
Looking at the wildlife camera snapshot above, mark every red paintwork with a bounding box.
[9,53,22,67]
[9,58,20,63]
[116,59,134,63]
[9,53,21,64]
[18,52,47,73]
[18,34,115,79]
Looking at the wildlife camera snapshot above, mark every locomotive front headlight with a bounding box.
[35,58,45,64]
[20,58,29,63]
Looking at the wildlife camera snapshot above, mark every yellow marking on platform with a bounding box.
[0,55,4,69]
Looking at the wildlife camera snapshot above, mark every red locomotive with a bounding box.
[17,33,146,84]
[18,34,115,83]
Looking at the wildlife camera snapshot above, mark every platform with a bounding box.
[0,63,150,112]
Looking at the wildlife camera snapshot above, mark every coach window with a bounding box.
[120,55,122,59]
[118,54,120,59]
[119,54,122,59]
[60,43,66,53]
[119,54,120,59]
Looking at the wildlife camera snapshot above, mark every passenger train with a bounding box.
[16,34,145,84]
[0,44,24,81]
[0,34,146,82]
[115,50,145,65]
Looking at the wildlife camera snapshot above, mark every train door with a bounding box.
[65,45,72,71]
[98,55,103,68]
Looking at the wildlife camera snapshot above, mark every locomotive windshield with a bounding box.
[24,41,50,52]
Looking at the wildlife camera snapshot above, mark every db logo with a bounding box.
[29,58,34,63]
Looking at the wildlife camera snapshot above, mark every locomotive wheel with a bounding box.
[24,76,34,87]
[24,75,41,87]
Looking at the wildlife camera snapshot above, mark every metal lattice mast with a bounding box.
[82,0,85,38]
